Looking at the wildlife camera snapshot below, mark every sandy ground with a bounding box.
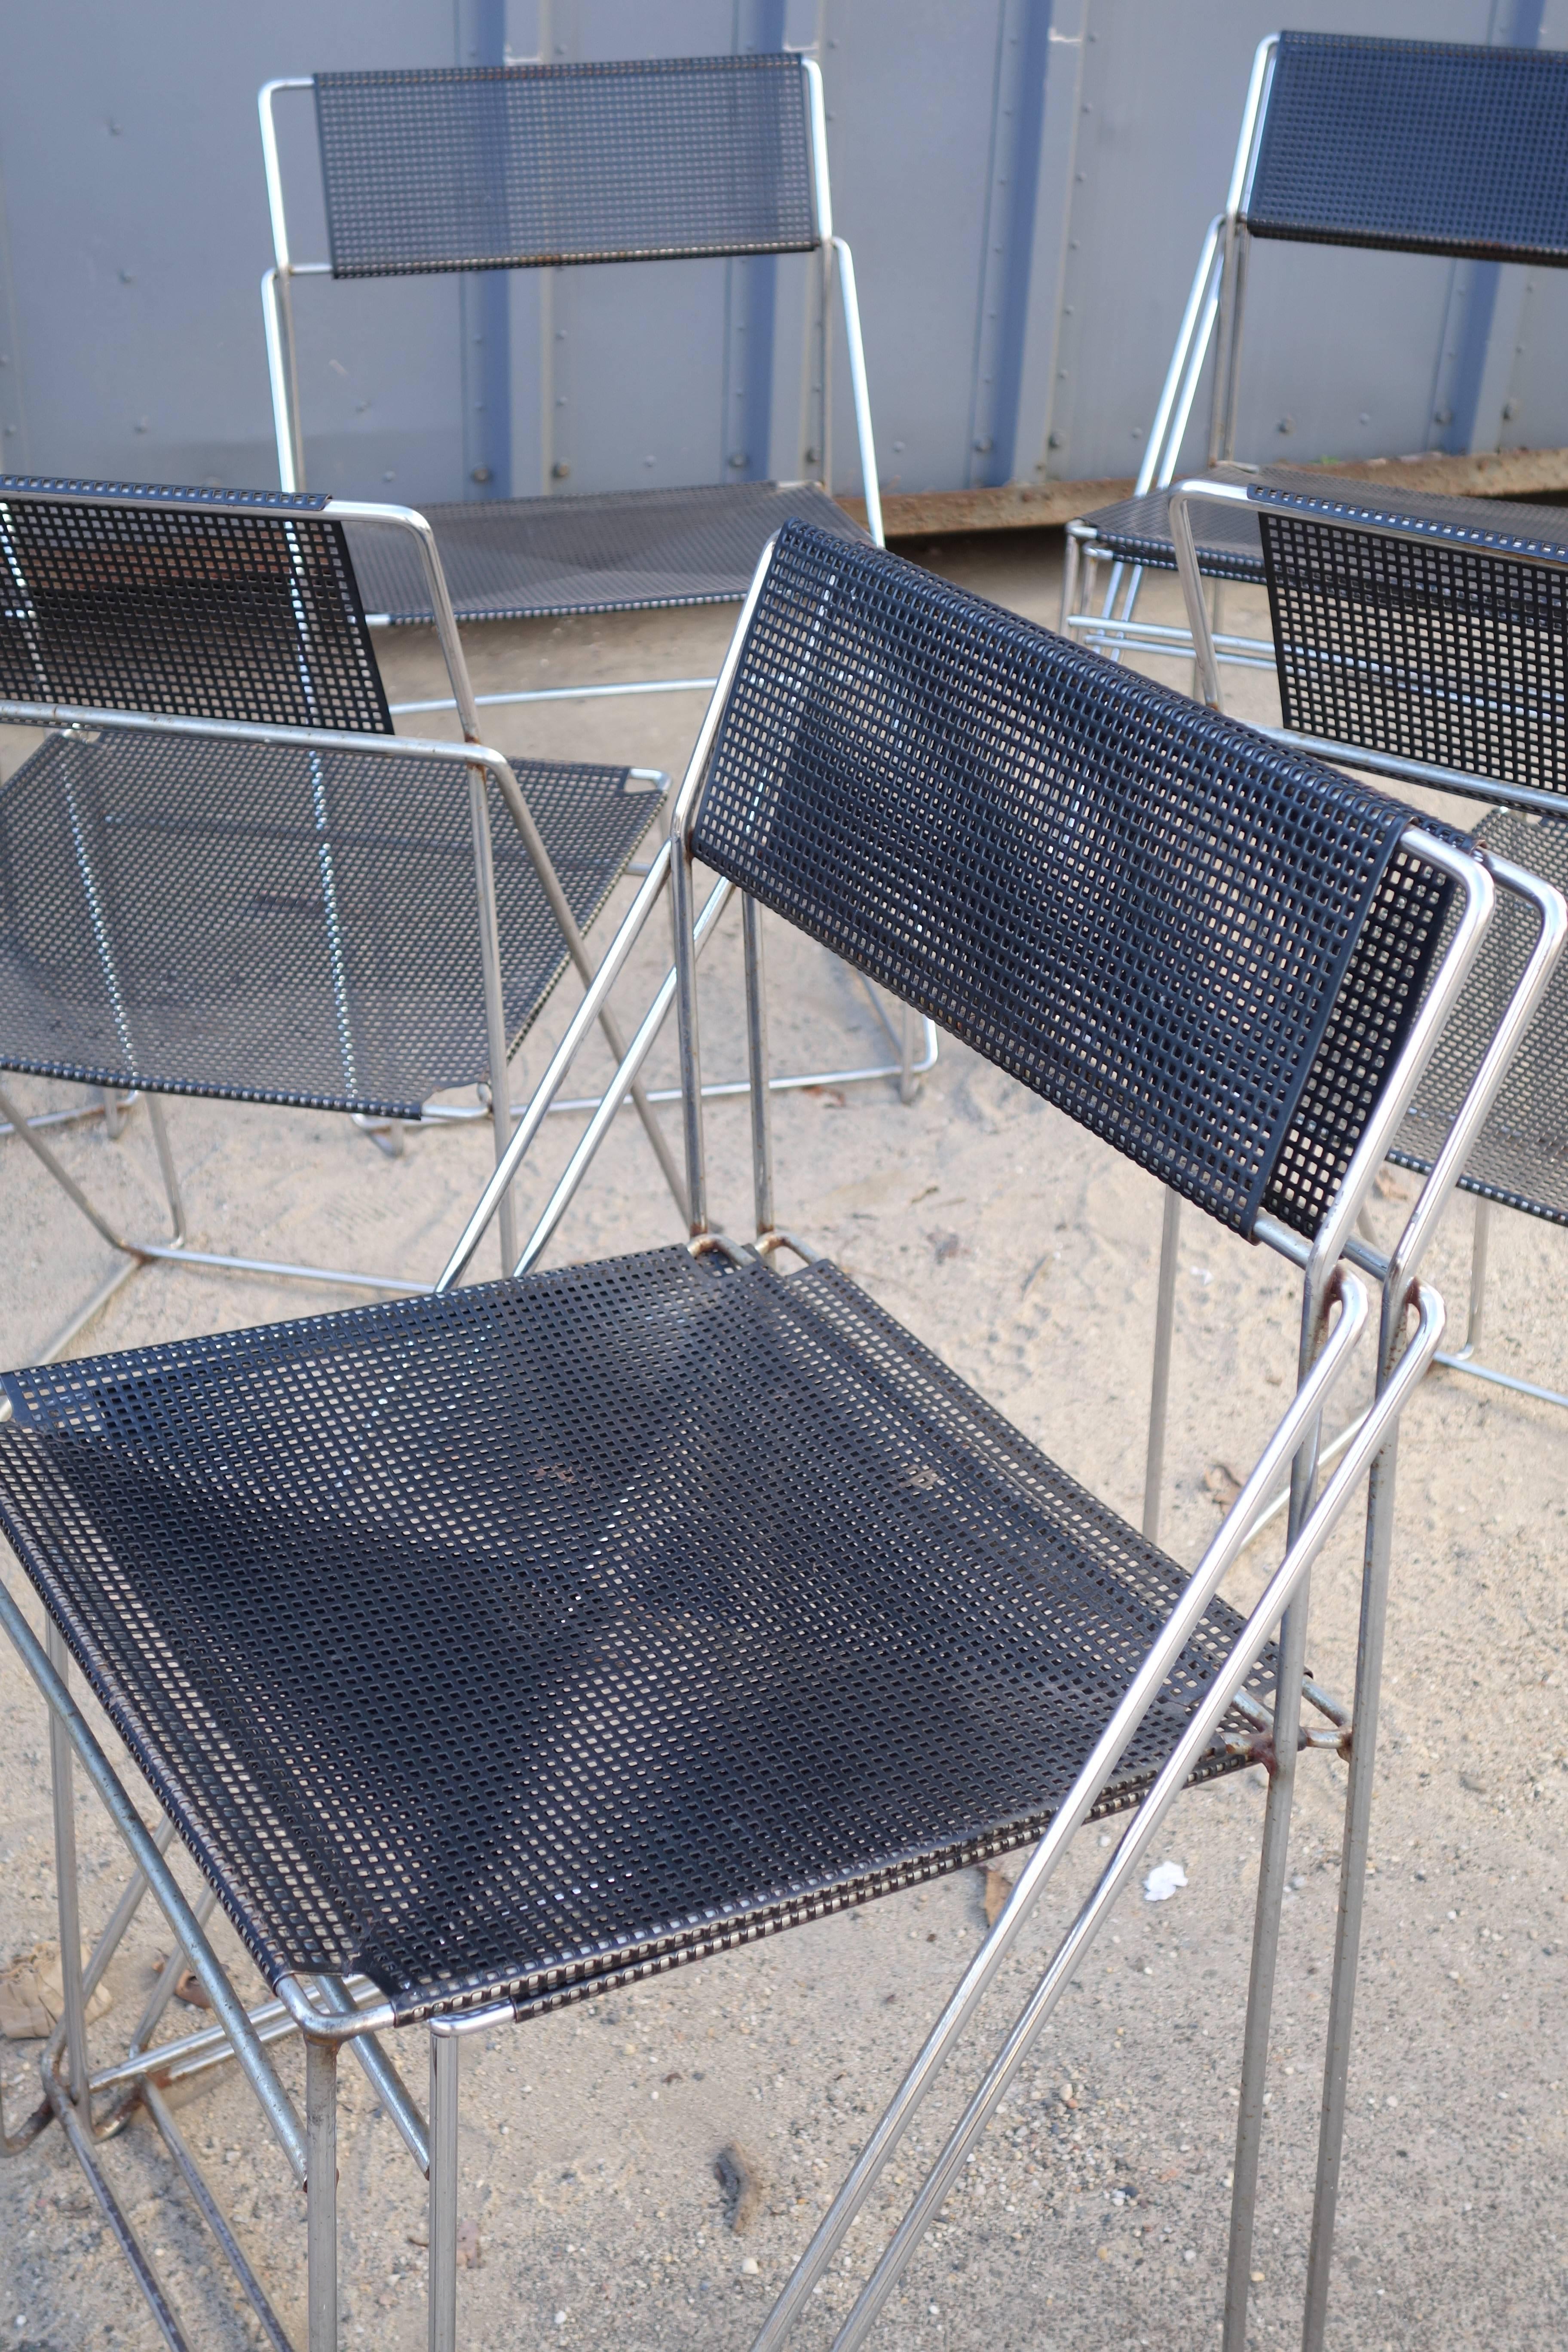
[1,536,1565,2352]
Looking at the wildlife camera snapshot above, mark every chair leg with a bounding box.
[1300,1433,1402,2352]
[428,2024,461,2352]
[898,999,919,1106]
[95,1085,129,1141]
[46,1620,92,2108]
[144,1095,187,1245]
[1142,1187,1182,1542]
[1433,1196,1568,1409]
[1058,527,1080,635]
[1220,1591,1311,2352]
[305,2033,340,2352]
[1460,1195,1492,1358]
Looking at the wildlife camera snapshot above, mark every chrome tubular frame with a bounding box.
[1060,34,1279,668]
[256,67,928,1112]
[1166,490,1568,2337]
[1173,469,1568,1417]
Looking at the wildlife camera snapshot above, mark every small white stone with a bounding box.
[1144,1861,1187,1904]
[741,2258,760,2277]
[554,2312,567,2328]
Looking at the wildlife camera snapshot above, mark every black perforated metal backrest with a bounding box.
[1246,31,1568,265]
[1253,472,1568,802]
[692,523,1455,1243]
[314,54,818,279]
[0,480,391,734]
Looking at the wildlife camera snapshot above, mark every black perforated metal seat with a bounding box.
[0,1243,1269,2024]
[1072,480,1264,585]
[346,479,864,628]
[0,725,655,1121]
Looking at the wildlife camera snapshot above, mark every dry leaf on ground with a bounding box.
[981,1866,1014,1928]
[0,1945,113,2041]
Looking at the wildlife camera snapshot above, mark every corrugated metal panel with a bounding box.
[0,1,1565,510]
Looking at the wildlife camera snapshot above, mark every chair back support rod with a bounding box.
[513,870,732,1277]
[435,527,778,1287]
[819,1275,1446,2352]
[1207,33,1276,469]
[747,1258,1372,2352]
[1388,848,1565,1298]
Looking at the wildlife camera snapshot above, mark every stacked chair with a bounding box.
[1171,466,1568,1424]
[0,473,686,1356]
[1060,29,1568,679]
[259,50,937,1100]
[0,523,1556,2352]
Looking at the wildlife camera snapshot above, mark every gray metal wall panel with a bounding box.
[0,0,460,495]
[819,0,1016,499]
[2,2,1567,509]
[1028,0,1568,490]
[1482,0,1568,454]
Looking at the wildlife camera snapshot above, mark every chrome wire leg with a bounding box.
[1221,1589,1311,2352]
[1226,1258,1335,2352]
[144,1094,188,1244]
[1301,1431,1403,2352]
[428,2026,460,2352]
[46,2048,193,2352]
[1461,1195,1492,1357]
[46,1620,91,2107]
[1059,527,1080,636]
[306,2034,340,2352]
[1433,1197,1568,1409]
[1143,1188,1182,1542]
[142,2081,294,2352]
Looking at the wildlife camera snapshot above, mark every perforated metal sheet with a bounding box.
[314,55,817,279]
[1392,808,1568,1226]
[695,522,1451,1243]
[0,1247,1272,2024]
[1247,32,1568,266]
[0,726,654,1120]
[346,482,864,627]
[1255,472,1568,804]
[1073,484,1263,584]
[0,480,390,734]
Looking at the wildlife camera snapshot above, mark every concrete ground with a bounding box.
[1,534,1564,2352]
